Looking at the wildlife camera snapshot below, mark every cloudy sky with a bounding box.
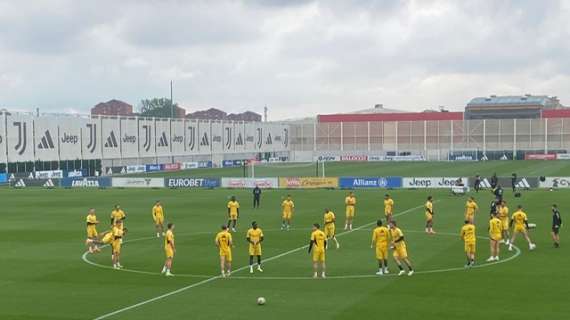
[0,0,569,120]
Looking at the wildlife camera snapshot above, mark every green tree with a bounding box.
[139,98,179,118]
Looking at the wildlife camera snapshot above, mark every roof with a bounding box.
[467,95,554,108]
[318,111,463,122]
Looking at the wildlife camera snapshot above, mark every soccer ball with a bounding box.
[257,297,266,305]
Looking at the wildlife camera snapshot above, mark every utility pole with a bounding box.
[170,80,174,118]
[264,105,268,122]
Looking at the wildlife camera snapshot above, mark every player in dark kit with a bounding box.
[253,185,262,209]
[511,173,517,192]
[490,199,499,217]
[474,175,481,193]
[493,185,503,203]
[490,173,498,189]
[552,204,562,248]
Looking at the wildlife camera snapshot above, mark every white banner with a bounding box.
[170,119,185,156]
[58,118,81,161]
[112,177,165,188]
[181,162,199,169]
[35,170,63,179]
[211,121,223,153]
[272,124,287,152]
[33,117,60,161]
[81,118,102,160]
[539,177,570,188]
[245,123,257,152]
[223,122,234,153]
[186,120,199,154]
[197,121,211,154]
[138,118,155,157]
[557,154,570,160]
[403,177,469,188]
[126,165,145,173]
[6,114,34,162]
[101,118,121,159]
[234,122,245,153]
[314,155,340,162]
[120,118,138,158]
[221,177,279,189]
[155,119,171,157]
[0,113,7,163]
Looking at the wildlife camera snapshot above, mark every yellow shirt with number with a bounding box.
[425,201,433,220]
[164,229,175,257]
[460,224,476,244]
[215,230,233,255]
[489,217,503,240]
[512,210,527,232]
[86,214,98,238]
[465,201,478,217]
[153,205,164,223]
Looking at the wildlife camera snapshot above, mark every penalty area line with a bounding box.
[92,203,425,320]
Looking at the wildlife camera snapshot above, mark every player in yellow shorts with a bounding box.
[389,221,414,276]
[226,196,240,232]
[487,212,503,261]
[86,208,100,253]
[460,220,476,267]
[308,223,327,278]
[281,195,295,231]
[152,200,165,238]
[371,220,390,275]
[323,208,340,249]
[110,205,126,230]
[464,197,479,223]
[215,225,233,277]
[384,194,394,224]
[425,196,435,234]
[498,200,510,245]
[161,223,175,276]
[111,220,124,269]
[509,205,536,251]
[246,221,264,273]
[344,192,356,230]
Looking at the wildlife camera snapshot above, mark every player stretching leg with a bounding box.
[226,196,240,232]
[552,204,562,248]
[460,220,476,267]
[247,221,264,273]
[161,223,175,276]
[371,220,390,275]
[324,208,340,249]
[425,196,435,234]
[215,225,233,277]
[509,205,536,251]
[344,192,356,230]
[487,212,502,261]
[152,201,165,238]
[281,195,294,231]
[309,223,327,279]
[389,221,414,276]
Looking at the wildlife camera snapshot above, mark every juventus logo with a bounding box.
[86,123,97,153]
[13,122,27,155]
[187,126,196,150]
[283,128,289,147]
[256,127,262,149]
[225,127,232,150]
[142,125,151,152]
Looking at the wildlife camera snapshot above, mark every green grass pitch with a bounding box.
[1,161,569,319]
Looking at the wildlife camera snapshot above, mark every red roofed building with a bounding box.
[91,99,134,116]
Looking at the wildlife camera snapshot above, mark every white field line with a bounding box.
[92,203,426,320]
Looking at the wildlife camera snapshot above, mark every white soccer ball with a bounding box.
[257,297,266,305]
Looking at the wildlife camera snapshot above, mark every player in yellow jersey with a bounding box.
[161,223,175,277]
[464,197,479,223]
[226,196,240,232]
[111,220,124,269]
[323,208,340,249]
[509,205,536,251]
[487,212,503,261]
[308,223,327,278]
[246,221,264,273]
[152,200,165,238]
[498,200,510,245]
[215,225,233,277]
[389,221,414,276]
[281,195,295,231]
[460,220,476,267]
[425,196,435,234]
[110,205,126,230]
[344,192,356,230]
[86,208,100,253]
[384,194,394,224]
[371,220,390,275]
